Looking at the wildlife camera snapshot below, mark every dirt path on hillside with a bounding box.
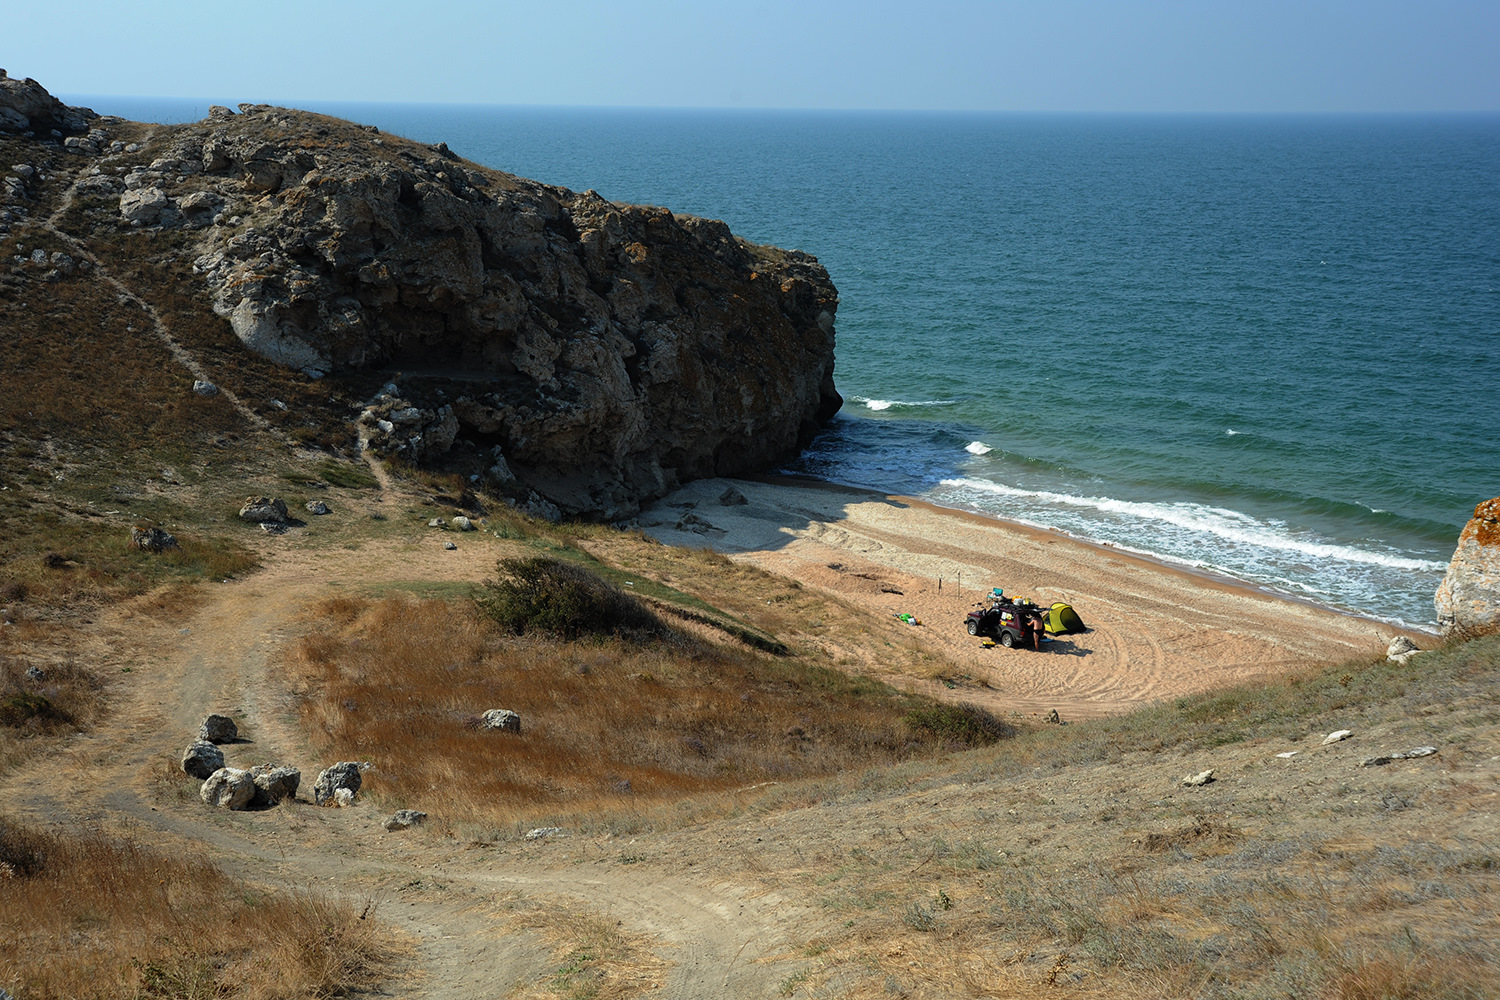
[640,477,1413,720]
[0,534,819,998]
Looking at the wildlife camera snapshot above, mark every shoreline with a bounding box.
[642,474,1426,719]
[750,472,1440,636]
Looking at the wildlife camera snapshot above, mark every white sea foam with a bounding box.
[937,477,1447,573]
[849,396,956,412]
[1225,428,1241,435]
[965,441,993,455]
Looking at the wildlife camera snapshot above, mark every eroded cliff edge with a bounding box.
[3,76,841,519]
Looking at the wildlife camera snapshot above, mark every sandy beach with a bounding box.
[638,476,1424,719]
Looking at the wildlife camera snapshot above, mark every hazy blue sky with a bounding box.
[8,0,1498,112]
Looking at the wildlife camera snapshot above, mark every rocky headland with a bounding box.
[1,73,841,519]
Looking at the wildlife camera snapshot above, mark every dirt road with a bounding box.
[0,537,819,998]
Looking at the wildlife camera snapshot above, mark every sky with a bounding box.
[7,0,1499,113]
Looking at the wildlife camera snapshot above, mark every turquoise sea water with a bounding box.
[78,97,1500,627]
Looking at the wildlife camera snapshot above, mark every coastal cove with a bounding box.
[71,96,1500,626]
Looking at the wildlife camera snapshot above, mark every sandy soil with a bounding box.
[638,476,1419,720]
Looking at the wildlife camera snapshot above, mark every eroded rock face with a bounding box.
[0,69,97,135]
[1436,497,1500,638]
[123,102,838,519]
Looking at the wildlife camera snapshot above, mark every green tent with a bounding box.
[1044,603,1086,634]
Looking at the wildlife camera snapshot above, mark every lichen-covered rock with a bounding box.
[249,764,301,806]
[131,525,179,553]
[238,496,288,524]
[200,767,255,810]
[385,809,427,831]
[199,713,238,743]
[181,740,225,779]
[1436,497,1500,638]
[480,709,521,734]
[313,761,363,806]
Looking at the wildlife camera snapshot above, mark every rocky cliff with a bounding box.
[2,76,841,519]
[1435,497,1500,638]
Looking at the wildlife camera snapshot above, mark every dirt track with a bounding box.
[0,538,820,998]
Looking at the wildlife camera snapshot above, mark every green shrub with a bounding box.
[904,703,1015,746]
[476,557,669,642]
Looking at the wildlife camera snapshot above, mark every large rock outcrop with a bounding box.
[0,69,97,135]
[35,90,841,518]
[1436,498,1500,638]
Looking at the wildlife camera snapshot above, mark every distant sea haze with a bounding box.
[82,96,1500,628]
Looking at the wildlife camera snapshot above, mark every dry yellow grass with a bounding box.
[286,594,989,832]
[0,815,390,998]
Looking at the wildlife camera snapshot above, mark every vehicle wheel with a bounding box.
[1000,631,1015,648]
[966,620,978,636]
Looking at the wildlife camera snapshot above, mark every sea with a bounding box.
[72,95,1500,630]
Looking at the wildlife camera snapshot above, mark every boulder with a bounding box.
[119,186,171,223]
[130,525,179,553]
[238,496,288,524]
[1181,769,1215,787]
[181,740,225,779]
[1436,497,1500,638]
[719,486,749,506]
[192,379,219,396]
[199,713,239,743]
[313,761,364,806]
[451,515,475,531]
[249,764,301,806]
[480,709,521,734]
[1321,729,1354,746]
[305,500,331,515]
[385,809,427,831]
[200,767,255,810]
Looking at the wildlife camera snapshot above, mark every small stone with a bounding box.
[1321,730,1354,746]
[1181,769,1215,787]
[181,741,225,779]
[192,379,219,397]
[385,809,427,831]
[1044,708,1061,724]
[427,518,446,528]
[1275,751,1298,758]
[480,709,521,734]
[1387,635,1417,657]
[131,525,179,552]
[451,515,474,531]
[333,787,355,807]
[1360,755,1394,768]
[305,500,331,515]
[199,713,238,744]
[444,541,457,550]
[24,665,44,682]
[524,827,564,841]
[719,485,749,506]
